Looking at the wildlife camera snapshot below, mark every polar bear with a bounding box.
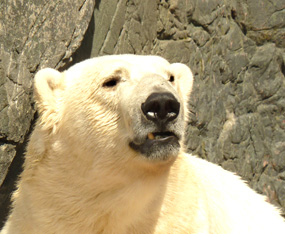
[1,55,284,234]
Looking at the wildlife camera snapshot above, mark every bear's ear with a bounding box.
[170,63,194,105]
[34,68,65,131]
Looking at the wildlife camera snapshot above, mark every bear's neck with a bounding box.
[17,145,173,233]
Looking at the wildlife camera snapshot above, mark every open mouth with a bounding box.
[129,131,180,159]
[146,132,176,141]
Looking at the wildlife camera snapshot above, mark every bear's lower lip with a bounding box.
[129,133,180,159]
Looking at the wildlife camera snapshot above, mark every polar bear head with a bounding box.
[33,55,193,169]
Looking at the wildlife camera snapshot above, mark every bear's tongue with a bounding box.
[147,133,155,140]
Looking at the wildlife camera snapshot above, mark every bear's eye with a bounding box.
[103,77,120,88]
[169,75,175,83]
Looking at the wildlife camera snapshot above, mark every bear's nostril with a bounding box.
[141,92,180,123]
[146,111,156,119]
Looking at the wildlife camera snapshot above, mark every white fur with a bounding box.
[1,55,284,234]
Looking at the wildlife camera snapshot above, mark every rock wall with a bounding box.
[0,0,284,227]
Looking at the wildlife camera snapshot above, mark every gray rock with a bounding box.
[232,0,285,47]
[0,145,16,186]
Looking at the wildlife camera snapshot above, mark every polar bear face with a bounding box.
[34,55,193,166]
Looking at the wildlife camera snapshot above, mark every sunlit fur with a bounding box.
[1,55,284,234]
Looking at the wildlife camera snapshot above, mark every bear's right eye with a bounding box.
[103,77,120,88]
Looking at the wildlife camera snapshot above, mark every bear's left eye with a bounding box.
[103,77,120,88]
[169,75,175,83]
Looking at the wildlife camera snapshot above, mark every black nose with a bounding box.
[141,92,180,123]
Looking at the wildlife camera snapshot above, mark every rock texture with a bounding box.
[0,0,95,226]
[0,0,284,227]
